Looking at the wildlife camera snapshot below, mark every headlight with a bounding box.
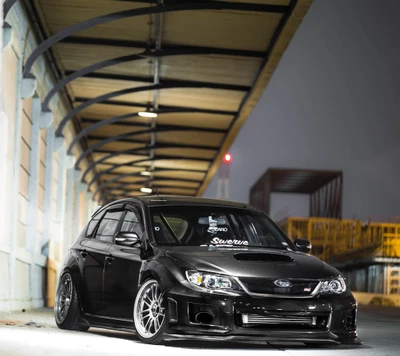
[185,270,241,292]
[319,275,347,295]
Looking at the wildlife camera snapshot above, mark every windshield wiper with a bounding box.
[199,244,288,250]
[200,244,247,248]
[246,245,290,250]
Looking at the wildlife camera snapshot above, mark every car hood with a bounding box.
[163,246,339,279]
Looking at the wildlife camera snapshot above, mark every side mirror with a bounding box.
[294,238,312,253]
[115,231,141,247]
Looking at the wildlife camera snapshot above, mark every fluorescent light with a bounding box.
[140,171,152,176]
[138,111,158,118]
[140,187,152,194]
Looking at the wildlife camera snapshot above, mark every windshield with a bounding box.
[150,206,294,250]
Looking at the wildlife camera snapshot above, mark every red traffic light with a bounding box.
[223,153,232,163]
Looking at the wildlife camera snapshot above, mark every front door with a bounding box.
[102,208,144,318]
[81,239,110,314]
[81,210,124,314]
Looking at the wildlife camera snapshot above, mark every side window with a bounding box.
[95,211,124,243]
[86,211,105,237]
[120,210,143,238]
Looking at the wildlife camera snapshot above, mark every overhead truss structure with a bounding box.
[7,0,312,203]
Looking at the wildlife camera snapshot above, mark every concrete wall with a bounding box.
[0,3,97,311]
[203,0,400,221]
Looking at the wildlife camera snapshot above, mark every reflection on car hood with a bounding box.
[163,246,338,279]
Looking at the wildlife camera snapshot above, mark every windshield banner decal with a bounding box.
[210,237,249,246]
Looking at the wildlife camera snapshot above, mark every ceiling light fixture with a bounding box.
[140,187,153,194]
[138,111,158,118]
[138,103,158,118]
[140,171,152,176]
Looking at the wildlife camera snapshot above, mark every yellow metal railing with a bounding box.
[280,217,400,261]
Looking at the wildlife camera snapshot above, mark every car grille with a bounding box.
[237,312,331,330]
[242,313,315,325]
[238,278,320,296]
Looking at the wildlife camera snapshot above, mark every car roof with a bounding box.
[96,195,256,215]
[139,195,252,209]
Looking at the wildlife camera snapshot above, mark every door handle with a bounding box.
[79,250,87,258]
[105,255,114,265]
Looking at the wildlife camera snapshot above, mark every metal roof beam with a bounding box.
[68,109,227,155]
[83,144,214,181]
[3,0,17,19]
[81,151,208,185]
[82,118,228,133]
[74,98,236,116]
[93,163,205,200]
[85,156,210,191]
[44,46,249,111]
[101,174,203,184]
[88,138,219,151]
[24,2,287,77]
[57,82,234,137]
[60,36,265,58]
[116,0,287,13]
[74,126,224,171]
[66,71,251,92]
[93,164,207,174]
[70,118,226,155]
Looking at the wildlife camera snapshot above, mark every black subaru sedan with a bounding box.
[54,196,361,345]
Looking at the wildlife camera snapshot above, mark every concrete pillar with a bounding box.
[25,97,41,253]
[55,145,66,271]
[41,123,54,257]
[8,56,26,309]
[72,171,82,240]
[2,23,13,49]
[64,168,74,257]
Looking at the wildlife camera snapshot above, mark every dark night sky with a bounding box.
[203,0,400,220]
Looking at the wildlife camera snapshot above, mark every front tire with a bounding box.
[133,279,166,344]
[54,272,89,331]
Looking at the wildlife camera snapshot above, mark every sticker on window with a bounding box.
[207,216,228,234]
[210,237,249,246]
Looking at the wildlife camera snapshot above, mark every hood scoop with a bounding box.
[233,253,294,263]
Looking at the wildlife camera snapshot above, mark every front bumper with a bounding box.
[163,283,362,345]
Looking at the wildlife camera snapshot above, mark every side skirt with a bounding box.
[84,313,136,332]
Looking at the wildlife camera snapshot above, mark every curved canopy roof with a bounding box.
[20,0,312,203]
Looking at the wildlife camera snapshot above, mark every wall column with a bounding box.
[41,123,54,256]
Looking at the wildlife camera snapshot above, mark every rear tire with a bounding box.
[133,279,166,344]
[54,272,89,331]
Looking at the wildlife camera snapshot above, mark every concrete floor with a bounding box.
[0,305,398,356]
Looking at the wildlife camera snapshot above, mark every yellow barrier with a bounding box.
[280,217,400,261]
[353,292,400,307]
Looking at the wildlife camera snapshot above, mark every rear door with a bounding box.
[102,205,144,318]
[80,209,124,314]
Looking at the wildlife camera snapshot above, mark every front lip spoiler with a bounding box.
[163,332,341,345]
